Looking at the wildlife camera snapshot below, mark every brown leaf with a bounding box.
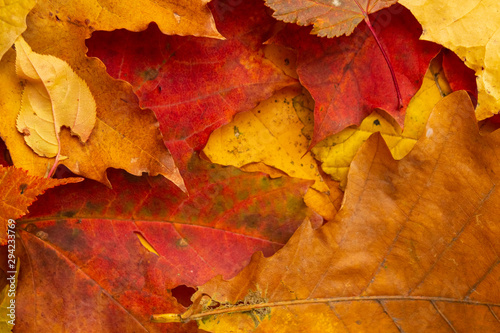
[182,91,500,331]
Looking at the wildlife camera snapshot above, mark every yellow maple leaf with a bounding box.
[400,0,500,120]
[204,85,342,220]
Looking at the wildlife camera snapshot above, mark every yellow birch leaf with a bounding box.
[15,36,96,158]
[0,0,36,60]
[313,58,451,188]
[400,0,500,120]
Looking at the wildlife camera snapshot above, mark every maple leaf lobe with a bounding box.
[265,0,398,37]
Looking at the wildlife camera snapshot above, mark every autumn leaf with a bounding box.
[270,5,441,147]
[0,165,82,244]
[442,49,478,103]
[86,0,295,174]
[264,0,398,37]
[0,0,193,189]
[15,36,96,177]
[400,0,499,121]
[203,85,342,220]
[162,91,500,332]
[0,0,36,60]
[312,54,452,188]
[15,154,320,331]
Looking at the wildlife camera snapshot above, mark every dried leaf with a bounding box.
[185,91,500,332]
[0,165,82,244]
[86,0,295,174]
[15,155,320,331]
[400,0,500,120]
[204,86,327,192]
[203,86,342,219]
[270,5,441,147]
[265,0,398,37]
[0,0,36,60]
[0,0,187,189]
[15,36,96,158]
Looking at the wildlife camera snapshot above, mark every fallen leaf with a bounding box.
[86,0,295,174]
[15,154,320,331]
[270,5,441,147]
[400,0,500,120]
[175,91,500,332]
[15,36,96,160]
[0,2,187,189]
[442,49,478,104]
[204,86,327,192]
[203,85,342,219]
[0,165,82,244]
[265,0,398,38]
[313,55,451,188]
[0,0,36,60]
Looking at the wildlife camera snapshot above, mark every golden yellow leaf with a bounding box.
[400,0,499,120]
[204,86,327,192]
[15,36,96,159]
[0,0,36,60]
[203,86,342,219]
[313,58,451,188]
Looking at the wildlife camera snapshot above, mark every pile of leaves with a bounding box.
[1,0,499,331]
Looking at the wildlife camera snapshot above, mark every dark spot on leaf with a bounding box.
[19,183,27,194]
[21,128,30,136]
[284,58,290,66]
[158,86,162,93]
[373,119,381,126]
[171,285,196,307]
[55,15,61,21]
[62,210,76,218]
[356,320,362,325]
[142,68,159,81]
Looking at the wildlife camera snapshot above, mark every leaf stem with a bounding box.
[47,107,61,178]
[353,0,403,109]
[151,295,500,323]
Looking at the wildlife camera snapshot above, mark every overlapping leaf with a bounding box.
[400,0,499,120]
[265,0,398,37]
[15,154,320,332]
[270,5,441,147]
[0,0,36,60]
[86,0,295,174]
[15,36,96,159]
[0,0,225,189]
[204,85,342,220]
[312,54,455,188]
[173,92,500,332]
[0,165,81,244]
[0,0,223,188]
